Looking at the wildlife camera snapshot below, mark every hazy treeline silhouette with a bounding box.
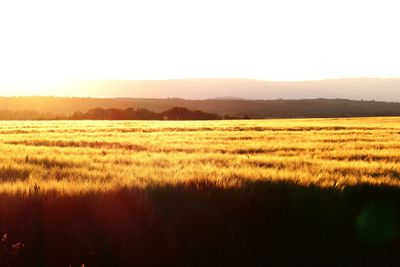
[71,107,226,120]
[2,97,400,119]
[0,107,234,121]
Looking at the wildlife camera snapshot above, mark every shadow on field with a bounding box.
[1,180,400,267]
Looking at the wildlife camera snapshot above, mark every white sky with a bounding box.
[0,0,399,95]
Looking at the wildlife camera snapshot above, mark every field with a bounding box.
[0,118,400,266]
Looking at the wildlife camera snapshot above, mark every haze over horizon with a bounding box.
[1,78,400,102]
[1,0,400,98]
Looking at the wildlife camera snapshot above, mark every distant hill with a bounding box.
[1,97,400,119]
[2,78,400,101]
[210,96,247,100]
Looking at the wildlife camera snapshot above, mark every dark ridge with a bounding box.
[1,97,400,119]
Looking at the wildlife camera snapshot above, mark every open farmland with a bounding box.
[0,118,400,266]
[1,117,400,192]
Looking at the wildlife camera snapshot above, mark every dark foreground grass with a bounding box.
[1,181,400,267]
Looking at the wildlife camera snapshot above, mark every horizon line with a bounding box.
[0,95,398,103]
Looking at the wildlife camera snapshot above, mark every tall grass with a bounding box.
[0,118,399,193]
[0,181,400,266]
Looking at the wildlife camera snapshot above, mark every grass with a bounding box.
[0,117,400,266]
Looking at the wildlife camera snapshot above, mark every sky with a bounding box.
[0,0,399,96]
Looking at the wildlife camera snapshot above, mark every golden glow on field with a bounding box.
[0,118,400,193]
[0,0,400,96]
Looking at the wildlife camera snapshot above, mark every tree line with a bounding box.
[3,98,400,120]
[0,107,242,120]
[71,107,231,120]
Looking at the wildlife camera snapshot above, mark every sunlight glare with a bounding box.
[0,0,399,96]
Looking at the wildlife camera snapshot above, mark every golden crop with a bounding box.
[0,117,399,194]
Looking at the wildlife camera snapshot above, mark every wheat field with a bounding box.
[1,117,400,266]
[0,117,399,193]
